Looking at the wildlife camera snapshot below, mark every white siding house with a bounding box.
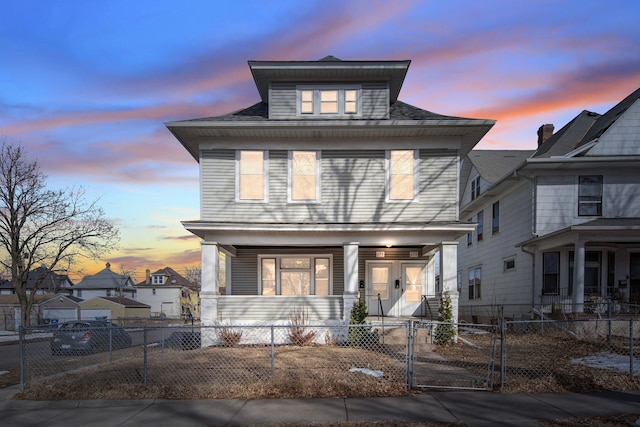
[72,262,136,301]
[458,88,640,322]
[166,56,494,333]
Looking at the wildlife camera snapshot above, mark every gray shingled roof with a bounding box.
[467,150,534,184]
[533,110,600,158]
[578,87,640,147]
[75,264,135,290]
[181,100,470,123]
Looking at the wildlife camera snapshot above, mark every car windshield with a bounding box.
[59,322,90,330]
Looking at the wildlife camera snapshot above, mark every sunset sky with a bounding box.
[1,0,639,283]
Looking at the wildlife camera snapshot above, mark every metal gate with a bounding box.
[409,321,497,390]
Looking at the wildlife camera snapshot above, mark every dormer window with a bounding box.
[152,275,164,285]
[297,86,361,116]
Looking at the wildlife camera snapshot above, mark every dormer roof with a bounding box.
[248,56,411,103]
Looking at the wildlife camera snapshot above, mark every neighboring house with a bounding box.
[0,265,74,296]
[80,297,151,321]
[0,294,81,331]
[166,56,494,330]
[136,267,200,320]
[458,88,640,322]
[72,262,136,300]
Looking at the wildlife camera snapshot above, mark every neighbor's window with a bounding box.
[297,86,360,116]
[578,175,603,216]
[388,150,416,200]
[543,252,560,295]
[492,201,500,234]
[504,258,515,271]
[152,275,164,285]
[467,218,473,246]
[290,151,320,202]
[468,267,481,300]
[238,150,267,200]
[471,176,481,200]
[260,255,332,296]
[477,211,484,241]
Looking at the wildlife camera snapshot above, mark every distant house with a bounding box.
[135,267,200,319]
[0,265,74,296]
[72,262,136,300]
[0,294,81,330]
[458,87,640,322]
[166,55,494,330]
[80,296,150,321]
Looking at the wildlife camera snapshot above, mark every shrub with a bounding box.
[214,321,243,347]
[348,299,378,346]
[288,306,316,346]
[435,291,456,345]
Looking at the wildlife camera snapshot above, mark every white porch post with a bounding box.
[343,242,359,323]
[200,241,220,333]
[439,241,459,323]
[573,240,586,312]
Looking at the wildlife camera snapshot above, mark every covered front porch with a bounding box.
[523,219,640,314]
[185,221,472,332]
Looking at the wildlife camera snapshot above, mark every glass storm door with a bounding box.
[368,262,394,316]
[400,263,426,316]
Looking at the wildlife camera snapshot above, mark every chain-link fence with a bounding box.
[500,318,639,392]
[17,317,640,399]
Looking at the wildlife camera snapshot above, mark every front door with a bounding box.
[366,261,427,317]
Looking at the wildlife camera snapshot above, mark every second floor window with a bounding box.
[388,150,416,201]
[238,150,267,201]
[492,201,500,234]
[578,175,603,216]
[290,151,320,202]
[152,275,164,285]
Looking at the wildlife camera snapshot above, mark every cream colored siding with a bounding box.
[201,149,458,223]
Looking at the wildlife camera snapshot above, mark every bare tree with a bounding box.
[0,141,120,326]
[183,265,201,291]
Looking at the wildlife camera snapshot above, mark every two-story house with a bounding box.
[71,262,137,300]
[458,87,640,322]
[0,265,74,296]
[136,267,200,319]
[166,56,494,331]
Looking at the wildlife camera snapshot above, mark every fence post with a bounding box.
[406,322,414,390]
[271,325,275,379]
[19,326,25,392]
[143,326,148,387]
[500,318,506,389]
[630,318,635,378]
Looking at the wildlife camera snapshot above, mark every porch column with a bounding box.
[200,241,220,333]
[572,240,586,312]
[440,241,459,323]
[343,242,359,323]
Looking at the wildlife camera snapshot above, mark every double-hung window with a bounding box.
[289,151,320,202]
[578,175,603,216]
[477,211,484,241]
[471,176,481,200]
[298,86,361,116]
[260,255,332,296]
[468,267,481,300]
[492,201,500,234]
[387,150,416,201]
[237,150,267,201]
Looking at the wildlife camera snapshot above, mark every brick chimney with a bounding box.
[537,124,554,146]
[145,269,151,284]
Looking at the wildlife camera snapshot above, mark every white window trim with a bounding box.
[235,150,269,203]
[258,254,333,295]
[288,150,322,203]
[296,85,362,117]
[385,149,419,202]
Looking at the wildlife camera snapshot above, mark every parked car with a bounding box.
[51,320,132,355]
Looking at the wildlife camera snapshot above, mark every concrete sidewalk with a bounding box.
[0,385,639,426]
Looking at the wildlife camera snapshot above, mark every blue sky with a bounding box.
[1,0,639,282]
